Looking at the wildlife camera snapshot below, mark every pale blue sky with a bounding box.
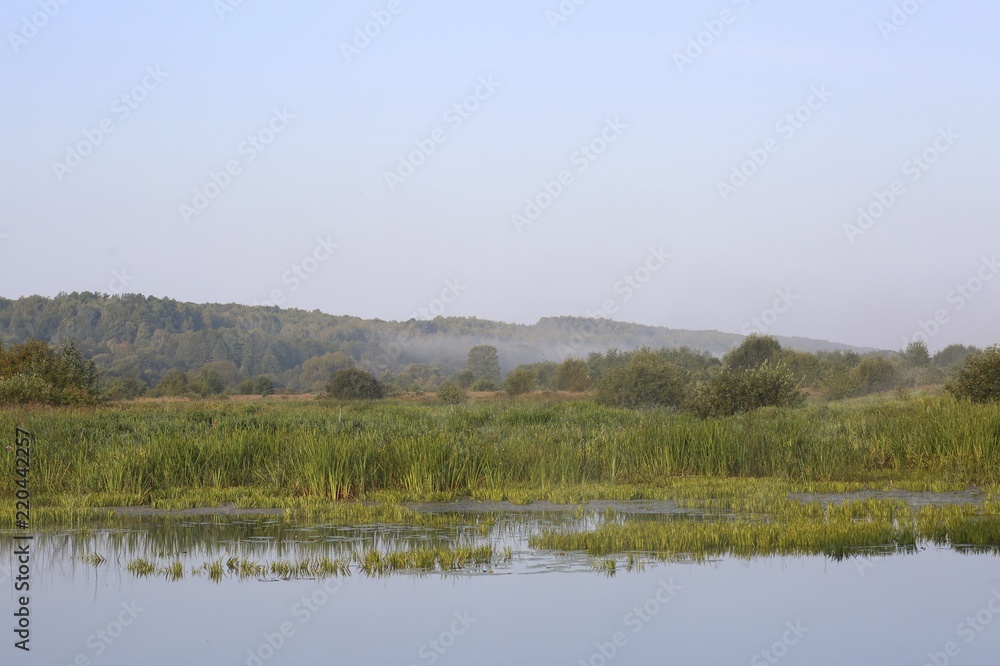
[1,0,997,350]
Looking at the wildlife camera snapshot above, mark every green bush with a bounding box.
[504,368,536,396]
[688,363,805,418]
[724,334,782,371]
[436,383,467,405]
[0,339,103,405]
[155,369,192,397]
[471,379,500,392]
[327,369,386,400]
[595,350,688,409]
[239,376,275,397]
[0,374,56,405]
[854,356,899,393]
[947,346,1000,403]
[552,359,590,392]
[104,377,148,401]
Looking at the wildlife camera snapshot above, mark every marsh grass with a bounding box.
[3,395,999,518]
[532,500,1000,561]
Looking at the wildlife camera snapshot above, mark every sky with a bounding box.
[0,0,997,352]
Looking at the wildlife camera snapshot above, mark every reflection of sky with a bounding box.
[4,531,1000,664]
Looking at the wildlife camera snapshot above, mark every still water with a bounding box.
[4,504,1000,666]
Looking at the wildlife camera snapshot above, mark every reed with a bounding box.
[2,395,998,515]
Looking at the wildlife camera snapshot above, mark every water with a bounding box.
[4,506,1000,666]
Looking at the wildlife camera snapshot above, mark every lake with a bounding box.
[4,501,1000,666]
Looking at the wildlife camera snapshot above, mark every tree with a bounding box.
[155,369,191,397]
[504,367,536,396]
[687,363,806,418]
[947,346,1000,403]
[595,350,688,409]
[455,370,475,389]
[465,345,501,386]
[854,356,898,394]
[238,375,274,397]
[724,334,783,371]
[934,344,978,368]
[0,338,103,405]
[901,341,931,368]
[300,351,355,392]
[193,367,226,396]
[553,359,590,392]
[326,368,386,400]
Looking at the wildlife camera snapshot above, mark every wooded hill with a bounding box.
[0,292,873,392]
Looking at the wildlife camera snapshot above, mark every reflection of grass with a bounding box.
[533,500,1000,561]
[2,396,1000,522]
[125,545,497,582]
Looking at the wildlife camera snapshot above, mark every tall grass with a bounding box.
[1,395,998,509]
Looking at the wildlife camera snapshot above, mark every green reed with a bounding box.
[2,395,998,515]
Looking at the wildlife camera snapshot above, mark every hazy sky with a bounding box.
[1,0,997,351]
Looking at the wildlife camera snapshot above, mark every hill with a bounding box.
[0,292,875,391]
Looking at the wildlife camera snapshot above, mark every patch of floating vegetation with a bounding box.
[122,545,510,582]
[533,500,1000,562]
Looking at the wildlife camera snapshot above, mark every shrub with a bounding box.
[724,334,782,371]
[436,383,467,405]
[471,379,500,392]
[947,347,1000,403]
[326,369,386,400]
[0,339,103,405]
[688,363,805,418]
[104,377,148,401]
[552,359,590,392]
[0,374,55,405]
[595,350,688,409]
[854,356,899,393]
[822,368,864,401]
[239,376,275,397]
[504,368,536,396]
[155,369,192,397]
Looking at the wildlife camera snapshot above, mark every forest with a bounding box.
[0,291,874,399]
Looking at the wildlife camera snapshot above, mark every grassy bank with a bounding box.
[1,394,998,520]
